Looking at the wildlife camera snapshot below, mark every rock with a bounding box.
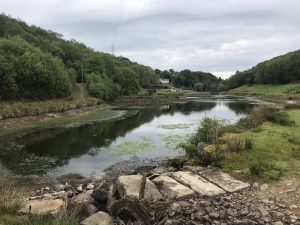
[164,219,182,225]
[80,211,114,225]
[92,188,108,203]
[184,166,250,193]
[117,174,163,199]
[260,183,269,191]
[252,182,259,189]
[71,193,97,207]
[152,175,195,200]
[82,204,98,217]
[274,222,284,225]
[77,184,83,193]
[171,171,225,196]
[87,183,95,190]
[289,204,298,210]
[19,199,64,215]
[43,193,54,200]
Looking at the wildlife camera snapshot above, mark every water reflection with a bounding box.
[13,98,258,176]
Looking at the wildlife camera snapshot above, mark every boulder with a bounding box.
[92,188,108,203]
[172,171,225,196]
[19,199,64,215]
[82,204,98,217]
[117,174,163,199]
[71,193,97,207]
[152,175,195,200]
[80,211,114,225]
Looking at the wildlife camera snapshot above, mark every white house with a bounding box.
[159,78,170,84]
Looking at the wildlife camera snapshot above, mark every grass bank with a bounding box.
[0,84,102,119]
[182,107,300,182]
[230,83,300,95]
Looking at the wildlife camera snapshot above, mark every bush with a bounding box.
[226,135,253,152]
[0,183,24,214]
[192,118,228,145]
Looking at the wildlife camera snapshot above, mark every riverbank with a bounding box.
[229,84,300,107]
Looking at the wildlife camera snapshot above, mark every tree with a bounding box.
[194,82,204,92]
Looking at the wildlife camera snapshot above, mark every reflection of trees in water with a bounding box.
[20,101,223,159]
[225,102,256,115]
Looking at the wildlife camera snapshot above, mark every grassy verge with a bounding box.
[0,183,79,225]
[230,83,300,95]
[182,107,300,182]
[0,84,102,119]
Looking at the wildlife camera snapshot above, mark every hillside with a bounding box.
[220,50,300,91]
[230,83,300,95]
[0,13,159,101]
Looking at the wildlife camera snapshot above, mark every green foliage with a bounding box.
[116,67,140,95]
[0,37,71,100]
[0,13,159,101]
[192,118,227,144]
[194,82,204,92]
[86,73,120,100]
[225,135,253,152]
[174,70,221,91]
[222,50,300,90]
[0,183,24,215]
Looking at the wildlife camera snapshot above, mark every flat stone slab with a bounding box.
[172,171,225,196]
[80,211,114,225]
[19,199,64,215]
[185,166,250,193]
[117,174,163,199]
[152,175,195,200]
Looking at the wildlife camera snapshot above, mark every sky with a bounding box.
[1,0,300,78]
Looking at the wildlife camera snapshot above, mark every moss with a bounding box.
[100,137,154,155]
[158,123,191,130]
[162,134,188,151]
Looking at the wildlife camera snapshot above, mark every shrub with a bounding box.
[192,118,228,145]
[249,106,269,126]
[226,135,253,153]
[0,183,25,214]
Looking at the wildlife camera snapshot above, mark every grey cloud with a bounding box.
[1,0,300,78]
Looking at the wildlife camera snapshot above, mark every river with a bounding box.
[0,96,265,179]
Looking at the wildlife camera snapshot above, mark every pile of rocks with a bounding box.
[18,165,300,225]
[164,189,299,225]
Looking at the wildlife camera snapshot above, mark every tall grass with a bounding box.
[0,183,25,215]
[226,135,253,153]
[0,98,101,119]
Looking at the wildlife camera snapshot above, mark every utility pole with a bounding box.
[111,44,114,56]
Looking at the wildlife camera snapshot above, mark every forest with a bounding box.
[219,50,300,91]
[0,14,159,101]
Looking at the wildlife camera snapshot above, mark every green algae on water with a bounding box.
[100,137,154,155]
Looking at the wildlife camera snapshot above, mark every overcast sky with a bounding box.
[1,0,300,78]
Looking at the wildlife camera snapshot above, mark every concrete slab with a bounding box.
[117,174,163,199]
[172,171,225,196]
[152,175,195,200]
[184,166,250,193]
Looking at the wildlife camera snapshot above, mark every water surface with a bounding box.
[15,97,260,177]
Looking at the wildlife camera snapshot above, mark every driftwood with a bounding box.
[110,195,152,225]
